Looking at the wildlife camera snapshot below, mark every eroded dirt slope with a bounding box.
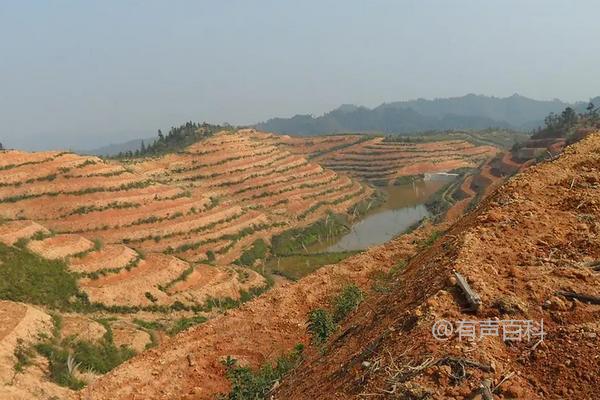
[275,133,600,399]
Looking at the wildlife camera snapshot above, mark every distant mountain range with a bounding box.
[256,94,600,135]
[83,94,599,155]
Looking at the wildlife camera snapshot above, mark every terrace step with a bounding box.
[27,234,94,260]
[0,220,49,246]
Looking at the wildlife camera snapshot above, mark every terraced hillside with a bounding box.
[82,132,600,400]
[276,133,500,185]
[123,129,372,263]
[0,129,375,398]
[0,130,371,308]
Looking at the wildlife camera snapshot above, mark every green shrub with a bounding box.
[333,284,363,323]
[307,309,336,344]
[222,344,303,400]
[34,315,135,389]
[206,250,216,263]
[34,342,86,390]
[31,230,52,241]
[14,237,29,248]
[417,230,442,250]
[93,238,103,251]
[306,285,365,345]
[144,292,158,303]
[72,339,135,374]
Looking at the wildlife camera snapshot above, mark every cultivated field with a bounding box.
[0,130,372,310]
[275,134,499,185]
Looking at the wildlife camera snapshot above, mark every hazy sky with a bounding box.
[1,0,600,150]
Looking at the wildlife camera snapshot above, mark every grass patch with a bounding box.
[13,338,35,373]
[271,213,349,256]
[220,344,304,400]
[370,259,407,293]
[71,339,135,374]
[0,243,81,309]
[265,251,357,281]
[133,318,165,331]
[235,239,268,266]
[34,315,135,389]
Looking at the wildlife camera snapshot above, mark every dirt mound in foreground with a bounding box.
[275,134,600,399]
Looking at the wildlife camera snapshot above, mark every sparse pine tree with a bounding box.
[561,107,577,127]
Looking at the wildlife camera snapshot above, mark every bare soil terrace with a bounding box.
[276,135,499,185]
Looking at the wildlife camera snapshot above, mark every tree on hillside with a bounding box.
[561,107,577,127]
[0,142,3,150]
[532,106,579,139]
[111,122,229,159]
[533,103,600,141]
[585,102,599,122]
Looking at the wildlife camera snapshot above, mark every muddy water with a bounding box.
[308,178,452,253]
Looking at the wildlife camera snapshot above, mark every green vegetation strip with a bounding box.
[265,251,358,281]
[271,213,349,256]
[0,180,154,203]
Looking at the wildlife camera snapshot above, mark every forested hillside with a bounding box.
[256,94,600,135]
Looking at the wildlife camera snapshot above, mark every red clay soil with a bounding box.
[275,133,600,400]
[79,223,441,400]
